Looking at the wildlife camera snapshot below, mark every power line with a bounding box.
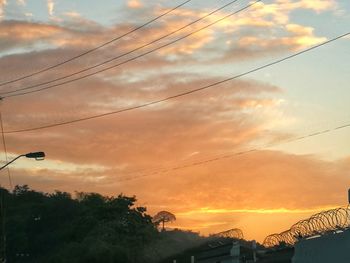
[111,121,346,180]
[0,0,193,87]
[117,122,350,182]
[1,0,248,97]
[2,32,348,134]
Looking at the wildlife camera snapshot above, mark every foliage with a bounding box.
[0,185,216,263]
[153,211,176,231]
[1,185,156,263]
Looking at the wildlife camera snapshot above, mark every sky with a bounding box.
[0,0,349,242]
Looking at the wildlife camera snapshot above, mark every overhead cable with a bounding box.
[0,0,193,87]
[2,0,258,98]
[115,122,350,182]
[2,31,349,133]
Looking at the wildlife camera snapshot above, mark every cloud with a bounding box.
[280,0,336,13]
[0,55,346,241]
[0,20,107,53]
[0,0,6,20]
[235,23,326,50]
[1,0,338,70]
[63,11,81,19]
[16,0,25,6]
[47,0,54,16]
[3,151,349,241]
[150,2,328,61]
[0,21,63,52]
[0,1,328,63]
[127,0,142,9]
[1,74,282,164]
[2,0,330,60]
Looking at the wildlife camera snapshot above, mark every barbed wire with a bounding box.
[213,228,244,240]
[207,228,244,248]
[263,207,350,247]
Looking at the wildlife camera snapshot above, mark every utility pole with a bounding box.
[0,189,6,263]
[0,98,7,263]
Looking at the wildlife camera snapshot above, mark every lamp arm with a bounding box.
[0,155,25,171]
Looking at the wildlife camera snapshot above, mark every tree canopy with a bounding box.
[153,211,176,231]
[1,185,156,263]
[0,185,210,263]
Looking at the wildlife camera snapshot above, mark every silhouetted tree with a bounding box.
[2,185,157,263]
[1,185,217,263]
[153,211,176,231]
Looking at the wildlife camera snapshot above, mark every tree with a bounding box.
[153,211,176,231]
[2,185,157,263]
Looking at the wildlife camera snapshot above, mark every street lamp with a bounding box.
[0,152,45,171]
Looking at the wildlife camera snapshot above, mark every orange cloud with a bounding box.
[127,0,142,9]
[2,75,281,163]
[0,66,347,242]
[0,21,63,51]
[3,151,349,241]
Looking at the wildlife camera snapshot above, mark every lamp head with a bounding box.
[25,152,45,160]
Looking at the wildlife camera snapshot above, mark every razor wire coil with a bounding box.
[213,228,244,239]
[263,207,350,247]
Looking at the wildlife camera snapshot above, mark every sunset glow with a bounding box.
[0,0,349,243]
